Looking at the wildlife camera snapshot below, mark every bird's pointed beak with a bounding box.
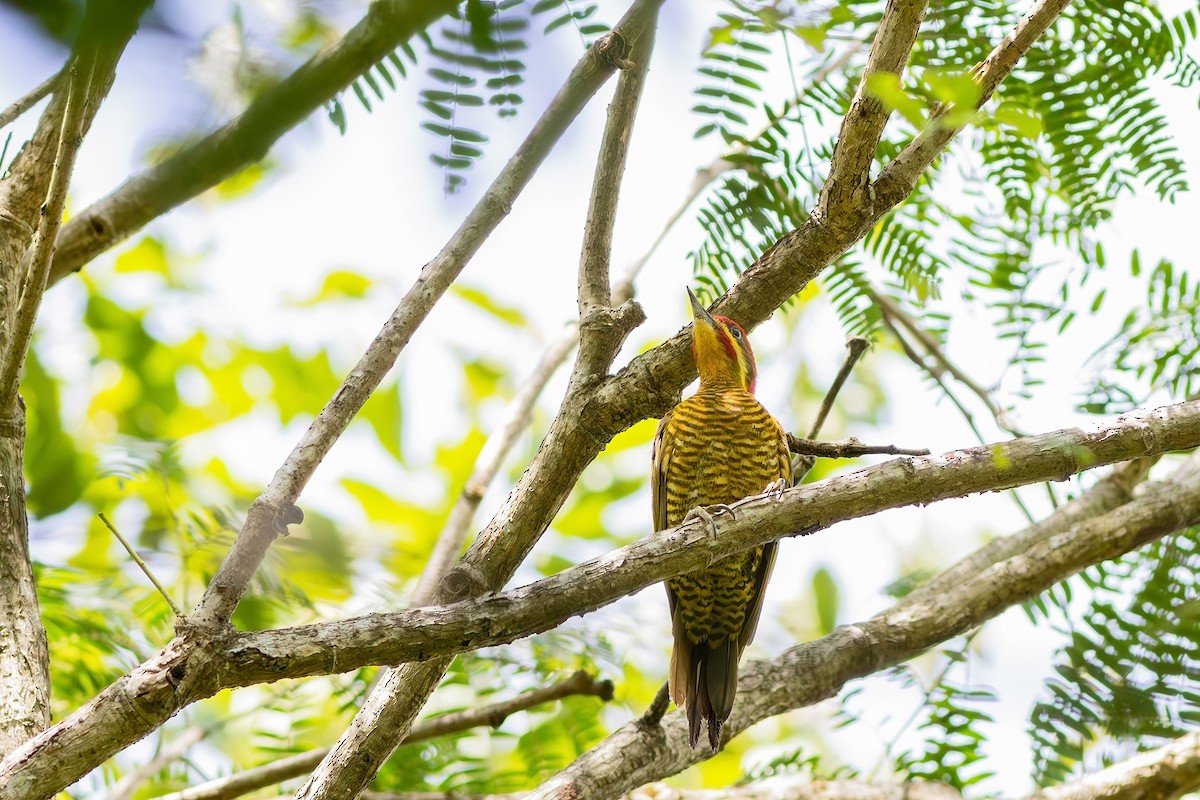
[687,287,717,329]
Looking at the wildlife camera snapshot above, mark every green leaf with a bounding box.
[811,566,839,635]
[113,237,169,275]
[450,284,528,328]
[992,103,1044,139]
[294,270,373,306]
[865,73,925,127]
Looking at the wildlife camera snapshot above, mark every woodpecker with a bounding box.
[652,288,792,751]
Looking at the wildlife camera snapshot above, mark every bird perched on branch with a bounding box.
[652,288,793,751]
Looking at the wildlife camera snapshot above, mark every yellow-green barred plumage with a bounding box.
[653,289,793,751]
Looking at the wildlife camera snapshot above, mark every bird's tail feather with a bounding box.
[675,638,739,751]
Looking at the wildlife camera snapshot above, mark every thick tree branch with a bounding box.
[209,400,1200,682]
[0,52,86,407]
[0,405,1191,798]
[46,0,461,284]
[525,452,1200,799]
[151,671,612,800]
[818,0,928,222]
[1032,732,1200,800]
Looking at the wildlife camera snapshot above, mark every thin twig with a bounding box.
[412,327,578,607]
[99,513,184,617]
[792,336,872,478]
[0,58,91,410]
[874,292,1038,524]
[808,336,871,439]
[874,292,1024,436]
[101,725,204,800]
[152,671,613,800]
[787,435,928,459]
[0,70,61,132]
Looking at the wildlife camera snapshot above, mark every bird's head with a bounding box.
[687,287,757,393]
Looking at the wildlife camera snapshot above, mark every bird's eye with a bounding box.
[729,327,743,341]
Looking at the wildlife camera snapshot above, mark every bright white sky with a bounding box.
[2,0,1198,794]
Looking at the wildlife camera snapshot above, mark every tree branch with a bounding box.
[0,70,61,133]
[818,0,928,223]
[0,1,150,758]
[1033,731,1200,800]
[574,23,655,380]
[0,0,1081,791]
[207,400,1200,683]
[525,452,1200,798]
[150,671,612,800]
[787,436,929,459]
[46,0,461,284]
[576,26,651,316]
[1,410,1193,798]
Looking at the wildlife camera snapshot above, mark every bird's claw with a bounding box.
[761,479,788,500]
[683,504,735,539]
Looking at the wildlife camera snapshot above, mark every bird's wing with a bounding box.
[737,421,794,653]
[655,409,694,704]
[651,409,675,534]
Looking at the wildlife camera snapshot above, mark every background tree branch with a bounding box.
[45,0,462,285]
[150,671,612,800]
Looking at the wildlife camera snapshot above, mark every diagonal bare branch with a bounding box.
[577,25,653,316]
[0,70,61,133]
[194,3,657,634]
[46,0,460,284]
[411,326,578,607]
